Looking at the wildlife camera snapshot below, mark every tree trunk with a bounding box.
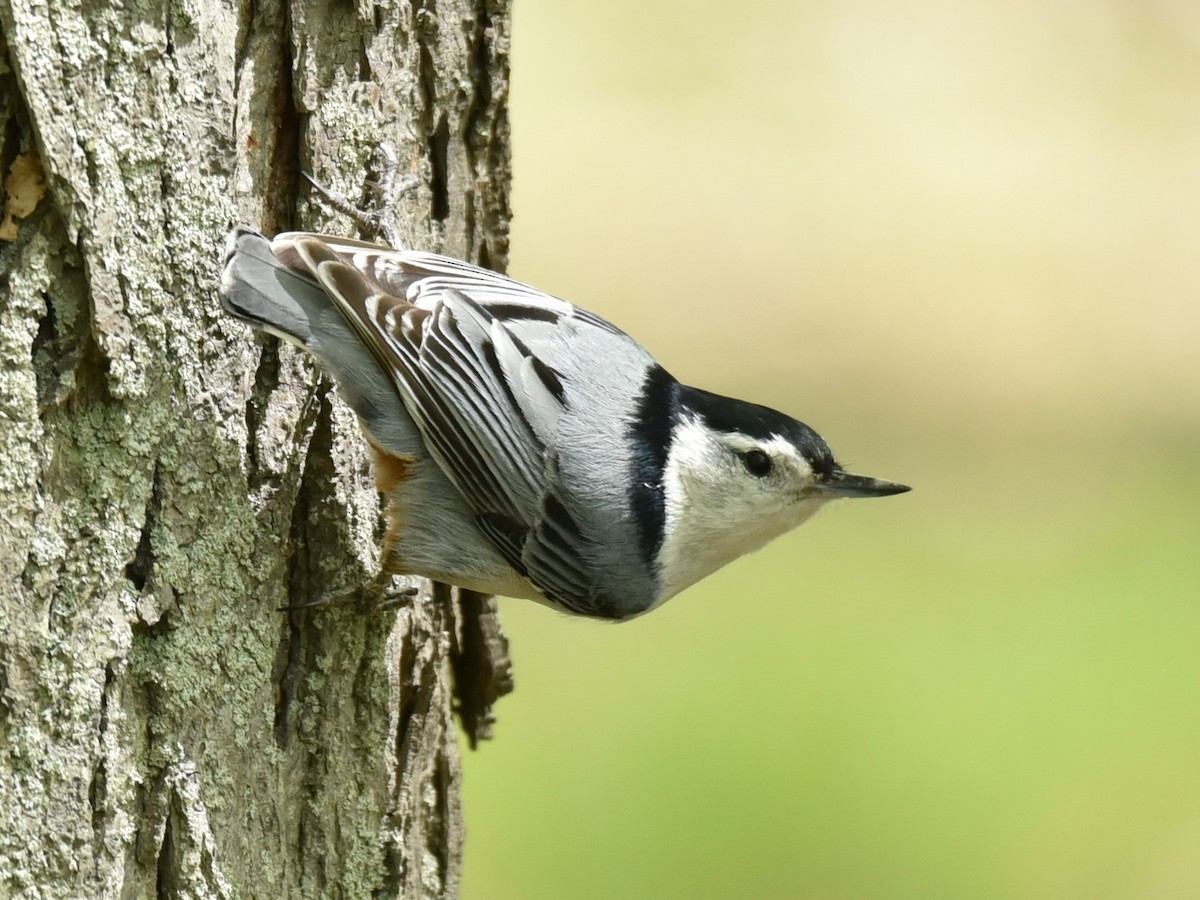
[0,0,513,895]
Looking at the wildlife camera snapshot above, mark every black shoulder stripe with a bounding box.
[531,357,566,406]
[488,303,561,325]
[627,364,677,571]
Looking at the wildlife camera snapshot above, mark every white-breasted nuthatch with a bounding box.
[220,227,909,620]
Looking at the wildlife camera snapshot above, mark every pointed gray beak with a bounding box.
[818,470,911,498]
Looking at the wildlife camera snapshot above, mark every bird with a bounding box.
[219,226,909,621]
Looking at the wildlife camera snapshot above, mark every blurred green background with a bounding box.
[460,2,1200,898]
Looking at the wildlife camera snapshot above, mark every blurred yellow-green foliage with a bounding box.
[461,2,1200,897]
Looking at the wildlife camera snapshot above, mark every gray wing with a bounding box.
[275,234,616,613]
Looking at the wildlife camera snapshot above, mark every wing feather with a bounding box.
[269,233,607,610]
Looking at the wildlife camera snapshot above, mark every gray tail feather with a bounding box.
[219,226,418,456]
[220,226,321,345]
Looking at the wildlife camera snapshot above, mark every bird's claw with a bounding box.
[277,573,420,613]
[302,141,419,249]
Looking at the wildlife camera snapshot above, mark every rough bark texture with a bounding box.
[0,0,513,895]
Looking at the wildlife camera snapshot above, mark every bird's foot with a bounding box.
[277,571,419,613]
[303,142,419,249]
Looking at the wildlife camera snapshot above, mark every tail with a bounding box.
[219,226,418,455]
[220,227,322,343]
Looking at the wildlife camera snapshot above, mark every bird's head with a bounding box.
[654,386,909,602]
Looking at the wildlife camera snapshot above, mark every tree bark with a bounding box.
[0,0,513,895]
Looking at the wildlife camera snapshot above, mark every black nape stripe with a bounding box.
[627,364,678,571]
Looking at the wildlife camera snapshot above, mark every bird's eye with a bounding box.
[741,449,773,477]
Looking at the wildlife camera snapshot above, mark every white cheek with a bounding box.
[655,422,827,602]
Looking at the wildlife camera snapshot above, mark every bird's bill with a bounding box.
[818,470,911,498]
